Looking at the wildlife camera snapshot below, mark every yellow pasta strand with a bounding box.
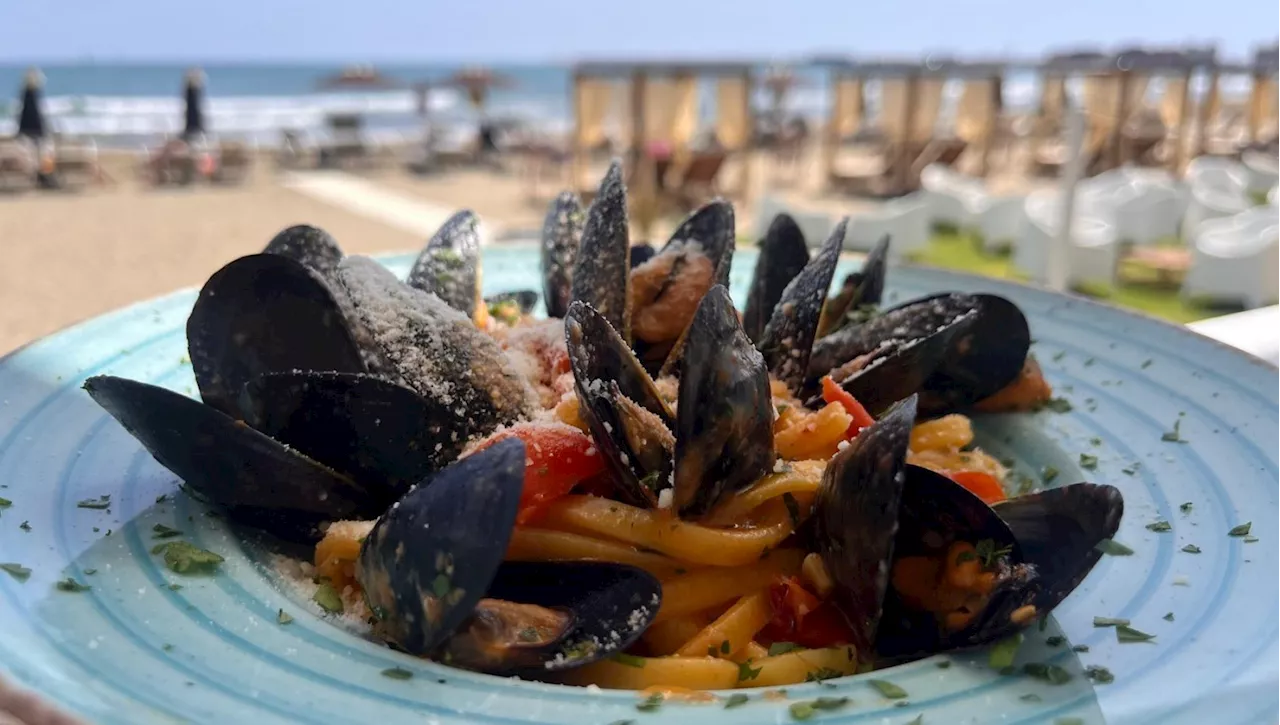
[642,616,708,656]
[732,642,769,663]
[676,591,772,657]
[774,402,852,461]
[740,646,859,689]
[535,495,796,566]
[562,656,740,690]
[506,527,686,578]
[909,415,974,451]
[702,460,825,526]
[656,549,803,621]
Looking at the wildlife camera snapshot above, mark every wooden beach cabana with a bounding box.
[1029,50,1119,177]
[1194,44,1279,158]
[569,59,757,236]
[1108,46,1214,172]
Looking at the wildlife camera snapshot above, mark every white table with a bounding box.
[1187,305,1280,366]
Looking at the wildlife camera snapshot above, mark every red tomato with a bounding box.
[473,423,606,524]
[950,471,1008,504]
[759,576,856,648]
[820,376,876,438]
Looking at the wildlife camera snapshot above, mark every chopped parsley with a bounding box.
[635,693,663,712]
[720,639,731,654]
[1095,539,1134,556]
[638,470,661,492]
[768,641,802,656]
[83,569,96,576]
[76,495,111,510]
[1022,662,1072,685]
[313,582,344,613]
[805,667,845,683]
[975,539,1012,567]
[431,574,451,598]
[1115,624,1155,643]
[155,493,169,504]
[151,523,183,539]
[168,583,183,591]
[1163,612,1175,621]
[55,577,90,592]
[1140,359,1153,369]
[151,541,224,574]
[737,659,762,682]
[1228,522,1252,537]
[1052,351,1066,362]
[1,563,31,582]
[1181,544,1201,554]
[782,492,803,528]
[380,667,413,680]
[0,497,10,509]
[934,660,952,669]
[277,609,294,625]
[1019,693,1042,702]
[19,521,30,532]
[1089,436,1103,446]
[1160,419,1184,443]
[1040,466,1059,484]
[1078,453,1098,470]
[1085,665,1114,684]
[789,698,850,721]
[1121,463,1140,476]
[1045,636,1065,647]
[611,653,646,668]
[518,627,540,642]
[1093,616,1129,627]
[723,693,749,709]
[869,679,908,699]
[988,633,1022,669]
[1179,502,1193,513]
[1146,520,1172,533]
[1041,398,1073,413]
[1072,644,1090,653]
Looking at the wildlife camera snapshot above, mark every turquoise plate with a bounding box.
[0,247,1276,725]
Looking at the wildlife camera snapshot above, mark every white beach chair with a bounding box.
[973,195,1026,253]
[1076,167,1187,245]
[1183,207,1280,309]
[1241,150,1279,194]
[1181,160,1251,237]
[754,195,838,248]
[844,193,931,259]
[1015,190,1120,287]
[918,163,983,230]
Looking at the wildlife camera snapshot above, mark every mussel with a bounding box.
[815,234,890,338]
[742,213,811,343]
[812,395,1124,663]
[407,210,483,317]
[540,192,585,319]
[358,438,661,675]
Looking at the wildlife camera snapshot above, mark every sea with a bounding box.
[0,62,1252,149]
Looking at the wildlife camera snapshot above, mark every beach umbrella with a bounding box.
[316,65,403,91]
[183,68,206,139]
[442,67,514,113]
[16,67,46,139]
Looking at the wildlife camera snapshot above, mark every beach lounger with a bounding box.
[1183,207,1279,309]
[214,140,252,184]
[0,137,37,193]
[670,151,728,211]
[51,136,99,190]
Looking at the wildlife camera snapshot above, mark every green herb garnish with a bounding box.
[152,523,183,539]
[381,667,413,680]
[1085,665,1114,684]
[720,639,731,654]
[1140,359,1153,369]
[1146,520,1172,532]
[789,698,850,721]
[1040,466,1059,483]
[76,495,111,510]
[769,642,802,656]
[636,693,663,712]
[1072,644,1089,653]
[313,582,344,613]
[1042,398,1073,413]
[1089,436,1103,446]
[168,583,183,591]
[1096,539,1134,556]
[805,667,845,683]
[55,577,90,592]
[155,493,169,503]
[277,609,294,625]
[1115,624,1155,643]
[0,497,10,509]
[737,659,762,682]
[1,563,31,582]
[1244,536,1259,543]
[1093,616,1129,627]
[431,573,450,598]
[1163,612,1174,621]
[1181,544,1201,554]
[935,660,952,669]
[518,627,540,642]
[1121,464,1139,476]
[638,470,661,492]
[1078,454,1098,470]
[1179,502,1193,513]
[1161,419,1183,443]
[1045,636,1065,647]
[151,541,224,574]
[1022,662,1072,685]
[782,492,802,528]
[988,633,1022,669]
[1019,693,1042,702]
[611,653,646,668]
[1228,522,1252,537]
[975,539,1012,567]
[869,679,908,699]
[19,521,30,532]
[724,693,749,709]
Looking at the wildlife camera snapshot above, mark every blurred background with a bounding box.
[0,0,1276,357]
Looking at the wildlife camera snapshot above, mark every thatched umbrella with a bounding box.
[442,67,515,115]
[17,67,46,140]
[316,65,403,91]
[182,68,206,141]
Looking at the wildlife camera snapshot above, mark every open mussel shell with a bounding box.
[336,256,534,429]
[358,438,526,657]
[743,213,810,343]
[875,465,1034,661]
[816,234,890,339]
[662,199,736,287]
[262,224,345,285]
[440,561,661,676]
[629,243,656,268]
[407,210,482,317]
[187,253,369,417]
[565,301,674,507]
[238,371,479,501]
[918,293,1032,414]
[571,161,632,342]
[992,482,1124,617]
[540,192,585,319]
[673,286,775,517]
[84,375,374,543]
[757,217,847,392]
[811,395,918,656]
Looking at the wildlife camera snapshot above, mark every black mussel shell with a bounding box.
[358,438,526,657]
[757,218,847,391]
[992,483,1124,617]
[262,225,345,284]
[407,210,482,316]
[918,294,1032,414]
[743,213,810,343]
[811,395,917,657]
[816,234,890,339]
[875,464,1033,661]
[84,375,372,543]
[440,561,661,676]
[571,161,632,342]
[662,199,736,287]
[541,192,585,318]
[565,301,674,508]
[238,371,482,502]
[187,253,368,417]
[485,290,540,315]
[629,243,657,268]
[673,286,774,518]
[336,256,534,429]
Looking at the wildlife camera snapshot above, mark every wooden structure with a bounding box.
[1195,43,1280,157]
[1111,47,1214,171]
[570,60,756,236]
[1030,51,1117,176]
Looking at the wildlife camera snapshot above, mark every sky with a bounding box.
[0,0,1275,63]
